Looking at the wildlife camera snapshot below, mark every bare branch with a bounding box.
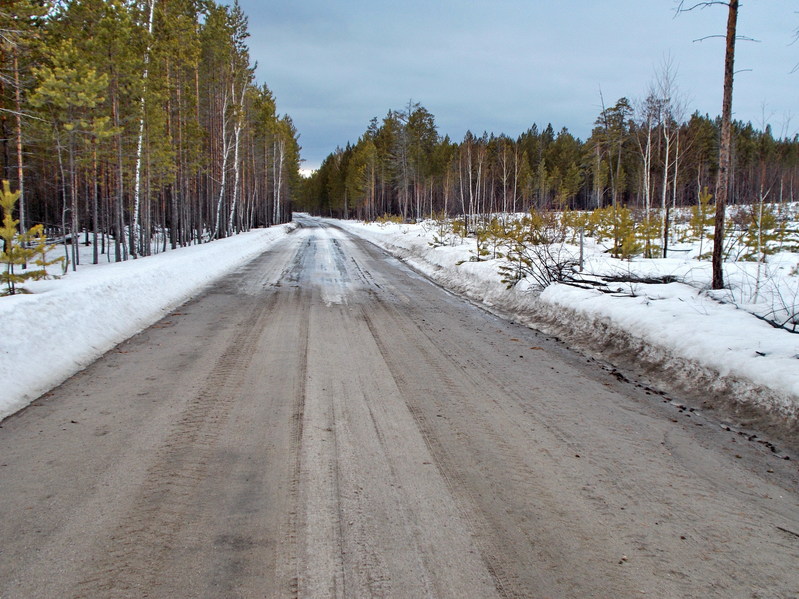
[0,107,48,123]
[693,34,760,43]
[693,34,727,42]
[676,1,730,15]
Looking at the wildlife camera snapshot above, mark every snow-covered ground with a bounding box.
[4,212,798,436]
[0,224,296,420]
[333,217,799,427]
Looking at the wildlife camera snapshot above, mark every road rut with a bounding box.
[0,217,797,598]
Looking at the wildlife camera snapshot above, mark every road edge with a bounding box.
[331,219,799,454]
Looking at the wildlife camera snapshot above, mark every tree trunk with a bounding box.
[112,94,125,262]
[213,93,230,239]
[68,138,78,271]
[132,0,156,258]
[13,49,25,236]
[274,138,284,225]
[227,83,244,236]
[661,128,671,257]
[92,143,99,264]
[711,0,738,290]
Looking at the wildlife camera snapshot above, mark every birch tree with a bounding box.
[654,59,686,257]
[131,0,155,257]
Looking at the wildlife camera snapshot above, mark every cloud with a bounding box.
[232,0,799,169]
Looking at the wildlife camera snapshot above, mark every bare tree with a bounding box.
[713,0,739,290]
[633,89,658,217]
[654,57,687,257]
[678,0,739,289]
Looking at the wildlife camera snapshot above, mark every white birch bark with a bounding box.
[132,0,156,257]
[500,142,510,216]
[274,138,284,225]
[466,141,474,227]
[227,82,245,236]
[643,122,652,215]
[213,92,230,239]
[661,126,671,254]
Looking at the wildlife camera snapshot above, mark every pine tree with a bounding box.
[556,162,582,208]
[712,0,738,289]
[613,206,642,260]
[742,203,782,262]
[1,180,62,295]
[29,37,111,270]
[346,139,374,219]
[0,0,47,235]
[586,205,614,244]
[687,186,714,258]
[637,211,663,259]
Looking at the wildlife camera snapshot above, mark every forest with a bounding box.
[1,0,300,270]
[299,97,799,226]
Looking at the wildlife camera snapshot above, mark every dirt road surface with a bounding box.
[1,218,797,598]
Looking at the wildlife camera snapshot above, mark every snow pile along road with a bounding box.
[333,218,799,439]
[0,224,296,420]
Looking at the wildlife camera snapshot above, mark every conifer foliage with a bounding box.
[299,101,799,233]
[0,0,300,271]
[1,180,62,295]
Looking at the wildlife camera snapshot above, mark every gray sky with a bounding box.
[230,0,797,171]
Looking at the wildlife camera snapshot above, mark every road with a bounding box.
[1,217,797,599]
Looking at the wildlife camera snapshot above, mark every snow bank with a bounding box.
[334,218,799,432]
[0,224,296,420]
[535,284,799,422]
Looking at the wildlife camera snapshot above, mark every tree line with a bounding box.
[1,0,300,270]
[299,98,798,227]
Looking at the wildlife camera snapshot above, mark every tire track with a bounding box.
[294,300,349,597]
[73,291,280,598]
[359,288,650,598]
[4,219,796,599]
[274,288,311,599]
[359,303,521,598]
